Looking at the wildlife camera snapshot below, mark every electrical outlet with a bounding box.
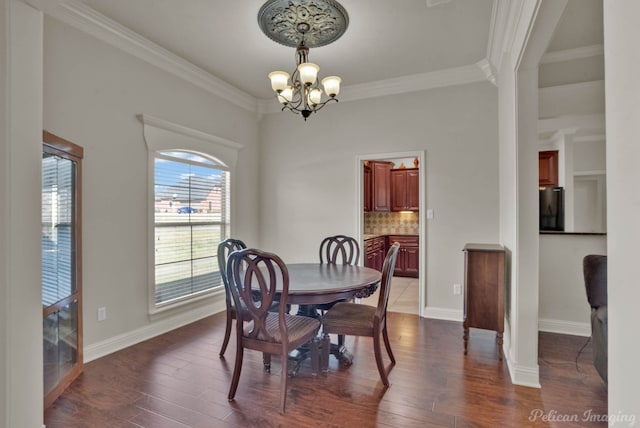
[453,283,461,295]
[97,307,107,321]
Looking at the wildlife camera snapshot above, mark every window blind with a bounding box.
[154,151,230,306]
[42,152,76,307]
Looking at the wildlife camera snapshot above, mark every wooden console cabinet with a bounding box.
[462,243,505,359]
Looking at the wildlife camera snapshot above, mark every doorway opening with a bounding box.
[355,151,426,317]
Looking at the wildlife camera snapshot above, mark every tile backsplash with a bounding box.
[364,211,419,235]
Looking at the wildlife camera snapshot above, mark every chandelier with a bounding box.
[258,0,349,121]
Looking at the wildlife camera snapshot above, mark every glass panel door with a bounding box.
[42,132,83,408]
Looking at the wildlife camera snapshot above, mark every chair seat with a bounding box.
[245,313,320,348]
[322,302,376,337]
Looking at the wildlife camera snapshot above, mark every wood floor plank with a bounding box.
[44,311,607,427]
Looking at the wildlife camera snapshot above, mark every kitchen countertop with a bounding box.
[363,233,417,240]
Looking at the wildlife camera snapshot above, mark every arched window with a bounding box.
[140,114,241,312]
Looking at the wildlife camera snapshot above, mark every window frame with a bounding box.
[139,114,242,314]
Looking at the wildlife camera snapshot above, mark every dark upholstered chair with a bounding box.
[583,254,607,383]
[217,238,247,357]
[322,242,400,387]
[226,248,321,414]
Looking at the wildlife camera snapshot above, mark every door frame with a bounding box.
[355,150,427,317]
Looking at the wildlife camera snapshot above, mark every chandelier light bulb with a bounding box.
[297,63,320,86]
[268,71,290,92]
[308,88,323,105]
[322,76,342,97]
[278,86,294,104]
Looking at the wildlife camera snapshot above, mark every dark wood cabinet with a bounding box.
[363,164,372,212]
[370,161,392,212]
[391,168,419,211]
[462,243,505,359]
[539,150,559,187]
[387,235,419,277]
[364,236,386,271]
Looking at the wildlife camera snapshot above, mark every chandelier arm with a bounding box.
[309,97,338,113]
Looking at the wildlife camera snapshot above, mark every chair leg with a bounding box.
[228,344,244,401]
[219,309,233,357]
[280,351,288,414]
[263,353,271,373]
[382,323,396,365]
[338,334,345,347]
[373,331,390,387]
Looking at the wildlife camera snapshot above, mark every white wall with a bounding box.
[43,17,261,351]
[1,1,44,426]
[538,80,604,118]
[604,0,640,419]
[538,234,606,335]
[0,2,7,423]
[258,81,499,316]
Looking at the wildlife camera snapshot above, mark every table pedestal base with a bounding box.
[285,335,355,377]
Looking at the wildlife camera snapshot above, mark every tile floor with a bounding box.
[360,276,419,315]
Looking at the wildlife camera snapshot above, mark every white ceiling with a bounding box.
[76,0,494,100]
[51,0,602,104]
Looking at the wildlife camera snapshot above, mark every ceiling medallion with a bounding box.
[258,0,349,121]
[258,0,349,48]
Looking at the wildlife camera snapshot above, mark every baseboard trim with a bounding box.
[538,318,590,337]
[84,301,225,363]
[423,306,463,322]
[504,352,541,388]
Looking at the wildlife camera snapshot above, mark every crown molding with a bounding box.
[485,0,504,72]
[22,0,66,13]
[259,63,488,115]
[476,58,498,86]
[46,0,258,114]
[540,44,604,64]
[486,0,560,74]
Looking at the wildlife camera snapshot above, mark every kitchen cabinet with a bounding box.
[462,243,505,359]
[363,163,372,212]
[367,161,392,212]
[539,150,559,187]
[364,236,386,272]
[387,235,419,277]
[391,168,419,211]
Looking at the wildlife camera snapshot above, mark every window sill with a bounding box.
[149,286,225,318]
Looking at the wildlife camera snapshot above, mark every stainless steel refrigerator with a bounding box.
[539,186,564,231]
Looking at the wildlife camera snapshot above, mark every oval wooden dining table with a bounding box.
[278,263,382,305]
[270,263,383,376]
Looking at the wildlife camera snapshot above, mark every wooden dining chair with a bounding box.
[319,234,360,266]
[226,248,321,414]
[217,238,247,357]
[315,235,361,344]
[322,242,400,387]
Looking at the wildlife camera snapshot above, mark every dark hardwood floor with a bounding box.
[44,311,607,427]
